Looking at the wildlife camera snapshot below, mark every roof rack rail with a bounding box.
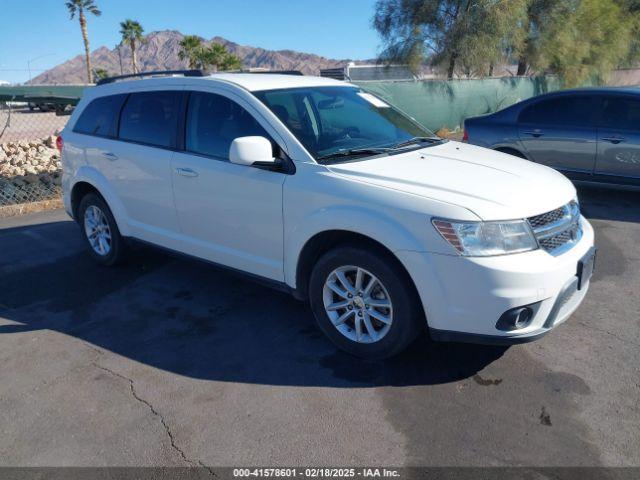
[250,70,303,76]
[96,69,210,86]
[223,69,304,76]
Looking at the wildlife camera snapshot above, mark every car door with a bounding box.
[72,92,127,200]
[99,88,183,245]
[517,95,600,174]
[596,94,640,180]
[170,90,287,281]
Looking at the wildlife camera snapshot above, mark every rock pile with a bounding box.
[0,136,62,180]
[0,135,61,183]
[0,136,62,205]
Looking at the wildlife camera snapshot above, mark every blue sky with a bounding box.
[0,0,381,84]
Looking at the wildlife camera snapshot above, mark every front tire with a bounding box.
[309,246,423,359]
[78,193,126,266]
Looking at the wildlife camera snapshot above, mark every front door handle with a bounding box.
[602,136,625,144]
[523,130,544,138]
[174,167,199,178]
[102,152,118,161]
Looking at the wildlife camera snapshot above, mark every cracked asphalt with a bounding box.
[0,186,638,467]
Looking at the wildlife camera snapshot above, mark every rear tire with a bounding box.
[309,246,423,359]
[78,193,126,266]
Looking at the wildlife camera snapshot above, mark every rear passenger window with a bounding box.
[73,94,126,137]
[119,91,180,148]
[519,96,598,127]
[601,97,640,130]
[185,92,270,159]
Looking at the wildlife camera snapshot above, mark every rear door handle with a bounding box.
[174,167,199,178]
[102,152,118,161]
[523,130,544,138]
[602,136,625,144]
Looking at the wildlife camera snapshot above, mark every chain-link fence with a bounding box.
[0,101,70,215]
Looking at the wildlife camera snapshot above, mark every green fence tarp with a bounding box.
[2,77,561,128]
[0,85,90,104]
[354,76,562,132]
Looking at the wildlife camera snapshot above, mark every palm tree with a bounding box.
[196,43,243,71]
[93,68,110,81]
[178,35,203,69]
[65,0,101,84]
[219,51,242,71]
[205,44,236,71]
[119,19,144,74]
[178,37,242,71]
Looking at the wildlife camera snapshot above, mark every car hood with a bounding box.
[327,141,576,221]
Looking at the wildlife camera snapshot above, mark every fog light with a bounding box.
[496,305,535,331]
[514,307,532,328]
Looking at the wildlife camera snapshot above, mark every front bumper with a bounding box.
[396,216,595,344]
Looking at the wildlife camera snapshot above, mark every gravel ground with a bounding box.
[0,186,638,468]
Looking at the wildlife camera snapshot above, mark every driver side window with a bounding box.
[185,91,270,160]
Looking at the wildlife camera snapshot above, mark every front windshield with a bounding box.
[254,86,437,161]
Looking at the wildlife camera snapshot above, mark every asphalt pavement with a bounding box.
[0,186,638,467]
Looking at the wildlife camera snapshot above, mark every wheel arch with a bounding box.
[293,229,422,312]
[70,181,100,220]
[494,146,529,159]
[69,166,131,236]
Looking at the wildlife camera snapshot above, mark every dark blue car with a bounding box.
[464,87,640,189]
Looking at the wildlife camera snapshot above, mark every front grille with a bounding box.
[539,228,576,251]
[528,201,581,254]
[528,206,566,229]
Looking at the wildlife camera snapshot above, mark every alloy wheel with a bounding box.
[83,205,112,256]
[322,265,393,344]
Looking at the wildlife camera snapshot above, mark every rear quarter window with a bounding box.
[73,94,127,137]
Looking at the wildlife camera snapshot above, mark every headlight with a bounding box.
[432,218,538,256]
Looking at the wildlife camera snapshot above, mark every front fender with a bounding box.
[71,166,131,237]
[284,205,428,289]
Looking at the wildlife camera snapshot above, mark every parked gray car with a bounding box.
[464,87,640,189]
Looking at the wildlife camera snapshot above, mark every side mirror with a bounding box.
[229,136,276,167]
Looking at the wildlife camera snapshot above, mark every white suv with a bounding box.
[60,71,595,358]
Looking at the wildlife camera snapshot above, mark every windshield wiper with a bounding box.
[316,138,443,163]
[389,136,444,150]
[316,147,391,163]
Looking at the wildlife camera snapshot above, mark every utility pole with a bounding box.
[26,53,56,83]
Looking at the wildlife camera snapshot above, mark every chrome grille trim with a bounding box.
[528,201,581,255]
[528,206,566,230]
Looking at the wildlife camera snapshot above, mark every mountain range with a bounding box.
[30,30,364,84]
